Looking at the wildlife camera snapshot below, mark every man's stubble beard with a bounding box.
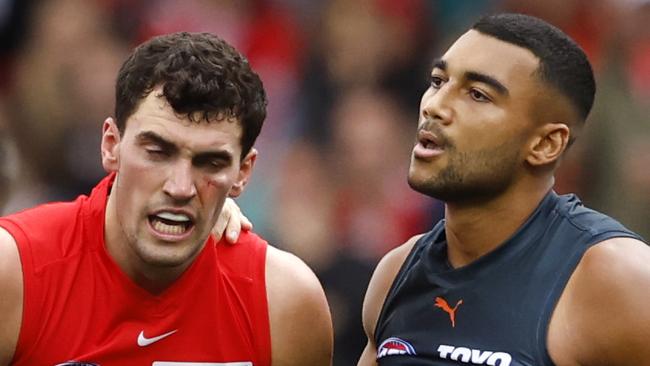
[408,142,522,206]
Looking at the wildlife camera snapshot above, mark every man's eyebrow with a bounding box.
[136,131,177,151]
[465,71,510,96]
[431,58,447,71]
[430,58,510,97]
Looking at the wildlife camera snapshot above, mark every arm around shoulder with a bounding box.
[554,236,650,366]
[358,234,423,366]
[265,245,333,366]
[0,227,23,365]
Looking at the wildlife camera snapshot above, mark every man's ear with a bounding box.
[101,117,121,173]
[229,148,258,198]
[526,122,570,167]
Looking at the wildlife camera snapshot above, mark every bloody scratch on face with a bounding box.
[204,177,220,187]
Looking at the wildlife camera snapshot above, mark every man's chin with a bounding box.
[407,177,469,203]
[135,237,206,268]
[138,250,193,268]
[408,175,442,199]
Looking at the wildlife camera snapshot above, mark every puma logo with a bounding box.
[435,296,463,327]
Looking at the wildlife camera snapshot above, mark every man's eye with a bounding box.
[210,161,226,169]
[469,89,490,102]
[146,149,168,157]
[194,156,229,170]
[430,76,445,89]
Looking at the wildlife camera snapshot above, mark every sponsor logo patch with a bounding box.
[377,337,416,358]
[152,363,252,366]
[437,344,512,366]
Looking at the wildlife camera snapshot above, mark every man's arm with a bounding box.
[0,227,23,365]
[266,246,333,365]
[358,235,422,366]
[549,236,650,366]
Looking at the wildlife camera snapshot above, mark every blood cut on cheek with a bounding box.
[203,176,227,188]
[203,177,217,187]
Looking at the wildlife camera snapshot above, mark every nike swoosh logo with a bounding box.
[137,329,178,347]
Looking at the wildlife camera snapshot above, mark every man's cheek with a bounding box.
[202,174,233,192]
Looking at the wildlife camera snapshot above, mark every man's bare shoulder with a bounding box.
[0,226,23,364]
[265,245,333,366]
[265,245,330,312]
[357,234,424,366]
[550,236,650,366]
[362,235,424,341]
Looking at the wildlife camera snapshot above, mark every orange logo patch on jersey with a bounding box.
[434,296,463,328]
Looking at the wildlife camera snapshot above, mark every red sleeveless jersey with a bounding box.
[0,175,271,366]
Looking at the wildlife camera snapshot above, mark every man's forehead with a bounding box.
[434,30,541,93]
[439,30,539,75]
[126,96,242,151]
[133,91,241,132]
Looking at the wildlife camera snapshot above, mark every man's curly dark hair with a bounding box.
[115,32,267,159]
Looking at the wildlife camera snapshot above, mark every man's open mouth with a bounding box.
[418,129,444,150]
[148,212,194,236]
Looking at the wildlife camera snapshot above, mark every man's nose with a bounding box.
[421,86,454,125]
[162,160,197,201]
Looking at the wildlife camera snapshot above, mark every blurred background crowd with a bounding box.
[0,0,648,363]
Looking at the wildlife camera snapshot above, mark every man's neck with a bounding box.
[443,179,553,268]
[103,189,196,295]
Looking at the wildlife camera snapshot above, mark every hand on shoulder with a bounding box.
[212,198,253,244]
